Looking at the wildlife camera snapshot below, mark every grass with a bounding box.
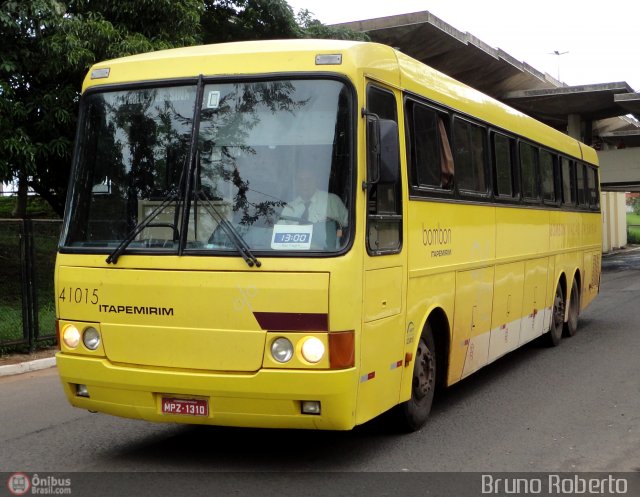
[0,196,59,219]
[0,304,24,342]
[0,198,61,352]
[627,213,640,243]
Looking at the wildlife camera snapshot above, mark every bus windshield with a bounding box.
[62,79,354,256]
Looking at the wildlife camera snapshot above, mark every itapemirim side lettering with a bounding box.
[98,304,174,316]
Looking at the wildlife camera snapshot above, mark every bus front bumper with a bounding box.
[56,353,358,430]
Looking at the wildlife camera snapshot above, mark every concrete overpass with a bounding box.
[336,11,640,249]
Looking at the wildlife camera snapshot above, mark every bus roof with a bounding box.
[83,39,596,165]
[82,39,380,91]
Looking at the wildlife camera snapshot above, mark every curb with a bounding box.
[603,244,640,257]
[0,357,57,377]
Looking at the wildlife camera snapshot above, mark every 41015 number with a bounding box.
[58,287,99,305]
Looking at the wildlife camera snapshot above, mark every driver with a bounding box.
[280,166,348,227]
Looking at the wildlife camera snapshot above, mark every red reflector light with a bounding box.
[253,312,328,331]
[329,331,355,369]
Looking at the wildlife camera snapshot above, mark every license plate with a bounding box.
[161,397,209,417]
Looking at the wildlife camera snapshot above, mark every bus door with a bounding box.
[356,83,407,424]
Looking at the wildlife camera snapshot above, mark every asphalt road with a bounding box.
[1,249,639,478]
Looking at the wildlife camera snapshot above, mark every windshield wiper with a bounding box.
[105,191,179,265]
[195,190,261,268]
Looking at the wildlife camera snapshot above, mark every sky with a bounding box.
[286,0,640,91]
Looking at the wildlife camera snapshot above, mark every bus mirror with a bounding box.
[378,119,400,184]
[365,116,399,188]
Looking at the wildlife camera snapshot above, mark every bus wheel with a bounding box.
[398,326,436,432]
[546,283,565,347]
[563,278,580,337]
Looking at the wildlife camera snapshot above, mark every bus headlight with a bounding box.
[271,337,293,363]
[82,327,101,350]
[301,337,325,363]
[62,324,81,349]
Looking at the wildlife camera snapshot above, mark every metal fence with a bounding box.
[0,219,62,351]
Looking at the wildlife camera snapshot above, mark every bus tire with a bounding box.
[563,278,580,337]
[397,325,437,432]
[546,282,565,347]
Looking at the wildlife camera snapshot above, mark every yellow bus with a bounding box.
[56,40,601,431]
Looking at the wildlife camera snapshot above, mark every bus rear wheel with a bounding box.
[397,326,436,432]
[546,283,565,347]
[563,278,580,337]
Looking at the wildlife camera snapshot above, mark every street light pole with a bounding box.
[550,50,569,81]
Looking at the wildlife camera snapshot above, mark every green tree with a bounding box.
[202,0,297,43]
[296,8,368,40]
[0,0,366,217]
[200,1,368,43]
[0,0,202,217]
[0,0,66,216]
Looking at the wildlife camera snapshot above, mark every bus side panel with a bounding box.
[410,200,496,386]
[550,209,582,286]
[356,266,407,425]
[582,212,603,310]
[495,207,550,345]
[407,201,495,385]
[582,250,601,310]
[410,203,494,271]
[549,210,601,312]
[488,262,525,363]
[495,208,550,262]
[356,315,406,425]
[455,267,495,379]
[519,257,550,345]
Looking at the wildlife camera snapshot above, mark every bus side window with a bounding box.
[540,149,557,204]
[366,85,402,255]
[408,102,453,191]
[520,142,539,201]
[576,162,587,207]
[561,157,575,206]
[453,118,487,194]
[590,166,600,210]
[492,132,516,199]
